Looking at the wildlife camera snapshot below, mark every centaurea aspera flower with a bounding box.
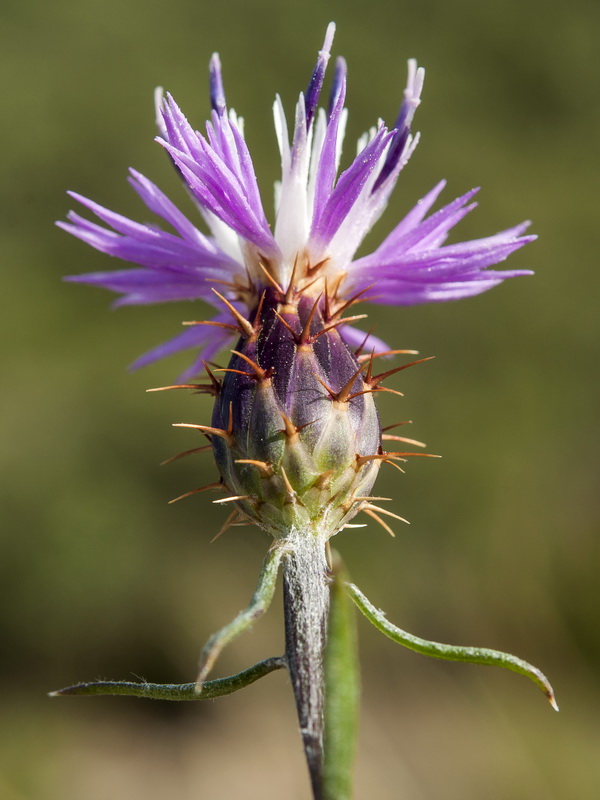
[57,24,553,797]
[59,22,533,381]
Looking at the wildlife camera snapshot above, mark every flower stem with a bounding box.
[283,532,330,799]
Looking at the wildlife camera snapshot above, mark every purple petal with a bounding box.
[66,192,155,239]
[64,268,218,305]
[381,180,447,242]
[127,170,221,251]
[338,325,390,354]
[58,216,236,276]
[60,185,239,276]
[304,22,335,129]
[374,188,480,259]
[129,314,235,372]
[311,126,393,246]
[160,139,277,256]
[228,121,270,231]
[327,56,346,121]
[209,53,227,116]
[311,67,347,226]
[359,276,517,304]
[373,59,424,192]
[175,335,233,381]
[158,95,278,256]
[355,235,535,280]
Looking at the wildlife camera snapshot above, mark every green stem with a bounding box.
[346,581,558,711]
[323,555,359,800]
[49,656,286,700]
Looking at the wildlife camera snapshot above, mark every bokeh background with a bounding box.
[2,0,599,797]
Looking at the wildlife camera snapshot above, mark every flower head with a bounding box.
[59,22,534,380]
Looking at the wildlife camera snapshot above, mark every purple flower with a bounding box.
[59,23,534,378]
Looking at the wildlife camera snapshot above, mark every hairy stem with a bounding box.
[283,532,330,800]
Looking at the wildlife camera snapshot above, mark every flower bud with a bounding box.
[211,289,382,538]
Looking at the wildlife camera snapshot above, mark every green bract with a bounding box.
[209,289,383,538]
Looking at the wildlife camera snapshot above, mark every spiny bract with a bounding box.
[59,23,534,538]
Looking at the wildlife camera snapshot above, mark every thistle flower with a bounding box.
[59,21,535,543]
[57,24,552,798]
[59,23,533,381]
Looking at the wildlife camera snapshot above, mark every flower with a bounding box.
[59,22,534,380]
[55,29,554,783]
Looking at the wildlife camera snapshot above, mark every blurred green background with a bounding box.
[2,0,599,797]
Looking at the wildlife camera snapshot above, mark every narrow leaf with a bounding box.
[346,581,558,711]
[197,543,287,688]
[49,656,286,701]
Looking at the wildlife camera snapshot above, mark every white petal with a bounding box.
[273,95,291,172]
[307,108,327,216]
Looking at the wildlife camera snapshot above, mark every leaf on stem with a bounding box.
[345,581,558,711]
[196,542,288,690]
[49,656,286,701]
